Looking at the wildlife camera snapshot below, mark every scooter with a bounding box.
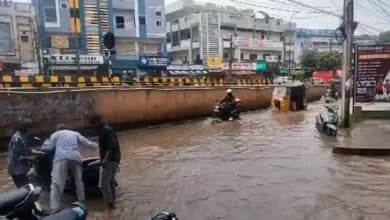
[316,100,339,137]
[27,141,107,194]
[0,184,87,220]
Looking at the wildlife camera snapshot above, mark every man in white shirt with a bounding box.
[44,124,97,210]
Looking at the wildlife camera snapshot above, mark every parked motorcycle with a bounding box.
[0,184,87,220]
[213,98,241,121]
[316,99,339,137]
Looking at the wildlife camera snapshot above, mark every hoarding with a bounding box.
[355,45,390,104]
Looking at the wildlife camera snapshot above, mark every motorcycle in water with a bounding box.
[316,98,339,137]
[213,98,241,121]
[151,212,178,220]
[0,184,87,220]
[28,140,111,194]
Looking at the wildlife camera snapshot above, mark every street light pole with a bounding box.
[288,11,299,76]
[341,0,354,128]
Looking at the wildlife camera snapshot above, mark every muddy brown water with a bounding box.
[1,102,390,220]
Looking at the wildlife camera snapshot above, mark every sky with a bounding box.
[165,0,390,35]
[15,0,390,35]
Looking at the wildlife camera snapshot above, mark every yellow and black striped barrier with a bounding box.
[0,75,273,89]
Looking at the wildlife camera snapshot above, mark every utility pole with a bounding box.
[341,0,354,128]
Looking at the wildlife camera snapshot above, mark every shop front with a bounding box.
[167,64,208,76]
[137,56,169,76]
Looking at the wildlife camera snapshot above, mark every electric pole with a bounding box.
[341,0,354,128]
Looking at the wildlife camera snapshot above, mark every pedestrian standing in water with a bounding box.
[7,118,33,188]
[43,124,97,210]
[89,115,121,209]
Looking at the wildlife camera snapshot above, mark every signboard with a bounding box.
[14,68,39,76]
[207,57,222,70]
[51,35,69,49]
[222,63,255,71]
[167,64,205,71]
[355,45,390,103]
[233,36,283,50]
[265,56,279,63]
[256,60,267,72]
[47,54,104,65]
[138,56,168,68]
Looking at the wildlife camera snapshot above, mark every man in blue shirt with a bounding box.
[44,124,97,210]
[8,118,33,188]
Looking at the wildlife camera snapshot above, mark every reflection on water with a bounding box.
[1,102,390,220]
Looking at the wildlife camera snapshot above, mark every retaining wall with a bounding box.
[0,85,326,141]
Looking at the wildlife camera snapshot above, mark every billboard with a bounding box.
[355,45,390,104]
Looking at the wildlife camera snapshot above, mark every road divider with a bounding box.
[0,75,273,89]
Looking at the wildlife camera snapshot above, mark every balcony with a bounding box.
[114,28,137,38]
[112,0,135,10]
[167,40,200,52]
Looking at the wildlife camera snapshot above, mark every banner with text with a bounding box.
[355,45,390,103]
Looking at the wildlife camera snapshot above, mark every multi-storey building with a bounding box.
[165,0,296,66]
[110,0,167,75]
[0,0,37,74]
[35,0,166,75]
[295,28,378,63]
[294,29,344,62]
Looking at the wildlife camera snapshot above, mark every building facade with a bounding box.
[294,28,344,63]
[35,0,166,75]
[110,0,166,75]
[35,0,108,74]
[0,0,37,74]
[165,0,296,66]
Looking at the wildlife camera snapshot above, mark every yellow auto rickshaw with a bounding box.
[271,83,307,111]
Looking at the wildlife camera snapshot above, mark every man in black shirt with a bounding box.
[90,115,121,208]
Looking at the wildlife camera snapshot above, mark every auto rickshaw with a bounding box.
[271,83,306,111]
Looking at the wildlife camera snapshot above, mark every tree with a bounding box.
[378,31,390,44]
[300,50,342,70]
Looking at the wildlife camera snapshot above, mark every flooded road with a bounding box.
[2,102,390,220]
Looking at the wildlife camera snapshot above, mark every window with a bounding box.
[180,29,190,40]
[139,16,146,25]
[155,20,162,27]
[155,10,162,17]
[21,36,29,42]
[116,16,125,29]
[44,0,59,27]
[240,53,244,60]
[0,22,11,52]
[166,33,171,43]
[249,54,258,61]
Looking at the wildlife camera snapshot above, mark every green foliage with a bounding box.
[300,50,342,70]
[378,31,390,44]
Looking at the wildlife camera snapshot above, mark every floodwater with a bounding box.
[2,102,390,220]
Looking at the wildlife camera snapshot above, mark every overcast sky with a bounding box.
[15,0,390,35]
[165,0,390,35]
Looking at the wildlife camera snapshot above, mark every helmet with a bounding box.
[226,89,233,94]
[151,212,178,220]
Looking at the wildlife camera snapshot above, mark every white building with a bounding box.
[165,0,296,65]
[0,0,37,74]
[294,29,344,63]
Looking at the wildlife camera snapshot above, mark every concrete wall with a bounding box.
[0,86,326,141]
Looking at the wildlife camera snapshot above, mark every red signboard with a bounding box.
[355,45,390,103]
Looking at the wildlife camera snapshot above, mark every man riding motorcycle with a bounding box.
[214,89,241,121]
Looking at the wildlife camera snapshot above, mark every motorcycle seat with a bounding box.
[0,186,30,215]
